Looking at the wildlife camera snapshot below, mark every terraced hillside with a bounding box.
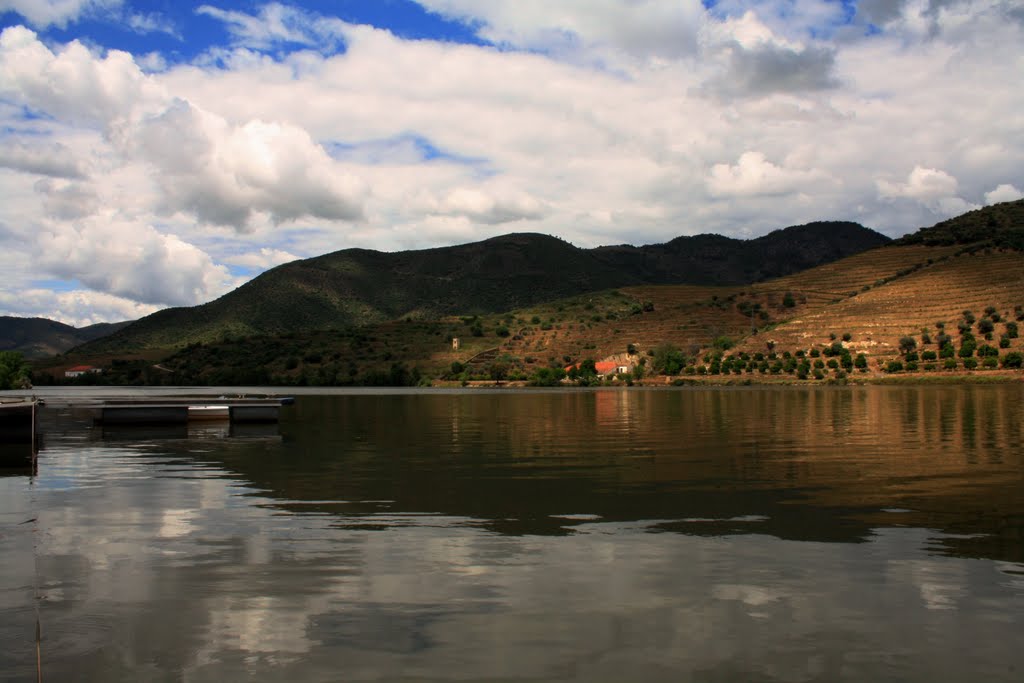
[477,244,969,370]
[740,247,1024,364]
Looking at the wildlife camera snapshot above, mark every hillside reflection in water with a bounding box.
[1,386,1023,681]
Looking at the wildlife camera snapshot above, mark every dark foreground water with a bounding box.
[2,385,1024,681]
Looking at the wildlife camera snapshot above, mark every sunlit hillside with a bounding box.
[742,247,1024,364]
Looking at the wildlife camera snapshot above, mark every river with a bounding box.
[2,385,1023,681]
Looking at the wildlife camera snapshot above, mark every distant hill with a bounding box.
[78,221,889,353]
[592,221,883,284]
[0,316,131,358]
[895,199,1024,249]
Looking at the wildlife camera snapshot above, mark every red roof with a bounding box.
[66,365,95,372]
[564,361,622,375]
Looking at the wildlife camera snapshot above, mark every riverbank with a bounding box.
[4,370,1021,399]
[433,370,1024,388]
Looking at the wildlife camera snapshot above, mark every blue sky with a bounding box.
[0,1,1022,325]
[0,1,489,60]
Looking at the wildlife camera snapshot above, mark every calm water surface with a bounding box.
[2,385,1023,681]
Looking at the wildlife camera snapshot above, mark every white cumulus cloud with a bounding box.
[877,166,980,218]
[420,187,546,225]
[0,0,122,29]
[32,212,234,307]
[224,247,300,270]
[130,98,366,229]
[0,26,367,232]
[708,152,829,198]
[0,288,159,327]
[984,183,1023,205]
[878,166,960,201]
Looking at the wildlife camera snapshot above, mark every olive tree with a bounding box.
[0,351,29,390]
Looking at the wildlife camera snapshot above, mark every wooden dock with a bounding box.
[93,397,291,425]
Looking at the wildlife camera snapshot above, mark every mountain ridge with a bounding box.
[0,316,131,358]
[77,220,889,353]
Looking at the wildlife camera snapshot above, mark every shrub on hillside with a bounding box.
[824,341,845,357]
[712,336,734,351]
[977,344,999,357]
[529,366,566,386]
[1001,352,1023,369]
[652,343,686,375]
[886,361,904,373]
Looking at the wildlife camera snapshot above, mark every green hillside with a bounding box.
[77,222,888,353]
[895,199,1024,248]
[0,316,130,358]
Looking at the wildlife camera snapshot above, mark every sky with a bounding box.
[0,1,1022,326]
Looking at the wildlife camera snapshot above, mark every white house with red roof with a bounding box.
[65,365,101,378]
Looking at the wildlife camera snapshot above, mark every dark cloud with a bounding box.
[856,0,906,26]
[0,140,86,179]
[856,1,1024,31]
[706,42,838,99]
